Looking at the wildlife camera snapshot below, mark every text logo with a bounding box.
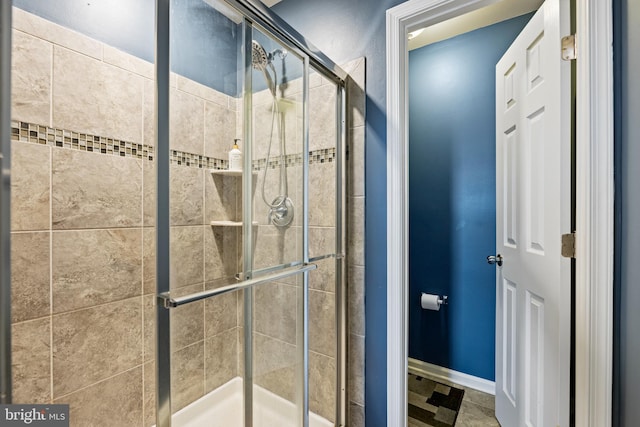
[0,405,69,427]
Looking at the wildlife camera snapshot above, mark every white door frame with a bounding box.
[385,0,614,426]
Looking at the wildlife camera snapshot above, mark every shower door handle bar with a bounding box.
[158,263,317,309]
[246,253,336,279]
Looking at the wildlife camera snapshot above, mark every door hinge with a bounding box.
[562,232,576,258]
[561,34,577,61]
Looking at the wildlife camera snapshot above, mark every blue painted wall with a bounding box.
[14,0,240,95]
[613,0,640,425]
[407,14,532,382]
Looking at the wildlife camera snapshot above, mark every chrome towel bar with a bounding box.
[158,262,317,309]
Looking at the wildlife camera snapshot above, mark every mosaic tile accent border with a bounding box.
[170,150,228,169]
[252,147,336,171]
[11,121,336,170]
[11,120,154,160]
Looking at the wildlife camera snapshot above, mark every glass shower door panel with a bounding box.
[163,0,246,425]
[251,28,305,272]
[307,69,340,424]
[251,274,305,426]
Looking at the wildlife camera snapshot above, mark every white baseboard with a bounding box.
[408,358,495,395]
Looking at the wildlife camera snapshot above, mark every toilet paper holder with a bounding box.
[420,293,449,311]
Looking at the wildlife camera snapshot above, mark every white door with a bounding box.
[494,0,571,426]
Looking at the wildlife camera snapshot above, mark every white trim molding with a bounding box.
[408,358,496,395]
[386,0,614,426]
[574,0,614,425]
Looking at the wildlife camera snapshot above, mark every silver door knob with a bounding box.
[487,254,503,266]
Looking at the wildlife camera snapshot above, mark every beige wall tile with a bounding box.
[11,142,50,231]
[12,318,51,403]
[103,45,154,79]
[143,159,155,227]
[143,362,156,427]
[204,100,237,160]
[309,70,322,89]
[309,289,335,358]
[11,232,50,323]
[309,258,336,293]
[204,226,239,282]
[253,332,296,403]
[309,161,336,227]
[348,266,365,337]
[309,226,335,260]
[143,294,155,363]
[171,226,204,289]
[171,341,205,412]
[56,367,143,427]
[309,351,336,423]
[347,197,364,266]
[143,228,156,295]
[251,96,304,162]
[252,225,301,271]
[177,75,229,107]
[309,83,338,152]
[170,165,204,226]
[204,286,237,337]
[346,59,365,129]
[52,149,142,229]
[53,46,143,143]
[204,328,237,393]
[349,402,365,427]
[348,333,365,406]
[170,89,204,155]
[12,7,103,60]
[170,284,205,351]
[52,297,142,397]
[254,282,297,345]
[143,79,155,148]
[11,30,52,125]
[349,125,365,198]
[52,229,142,313]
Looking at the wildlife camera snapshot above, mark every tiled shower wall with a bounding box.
[10,6,365,427]
[10,7,241,426]
[345,58,366,427]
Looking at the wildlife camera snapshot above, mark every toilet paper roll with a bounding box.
[421,293,441,311]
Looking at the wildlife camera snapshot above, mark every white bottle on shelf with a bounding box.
[228,139,243,172]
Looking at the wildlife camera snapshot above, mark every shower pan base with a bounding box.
[159,377,332,427]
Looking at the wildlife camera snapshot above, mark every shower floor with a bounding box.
[167,377,333,427]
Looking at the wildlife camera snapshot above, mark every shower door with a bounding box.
[153,1,346,426]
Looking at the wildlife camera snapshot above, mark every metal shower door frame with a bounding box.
[0,0,12,406]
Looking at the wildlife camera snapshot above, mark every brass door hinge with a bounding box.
[562,232,576,258]
[562,34,577,61]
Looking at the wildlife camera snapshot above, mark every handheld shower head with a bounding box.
[251,40,269,71]
[252,40,276,96]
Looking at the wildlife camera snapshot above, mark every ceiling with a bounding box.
[408,0,544,50]
[257,0,542,50]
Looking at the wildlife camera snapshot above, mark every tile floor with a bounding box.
[408,372,500,427]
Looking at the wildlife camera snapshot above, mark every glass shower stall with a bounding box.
[0,0,349,426]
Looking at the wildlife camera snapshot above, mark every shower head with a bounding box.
[252,40,276,96]
[252,40,269,71]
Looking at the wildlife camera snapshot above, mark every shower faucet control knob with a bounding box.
[487,254,503,266]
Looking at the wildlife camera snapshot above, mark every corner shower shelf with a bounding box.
[210,220,259,227]
[209,169,258,177]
